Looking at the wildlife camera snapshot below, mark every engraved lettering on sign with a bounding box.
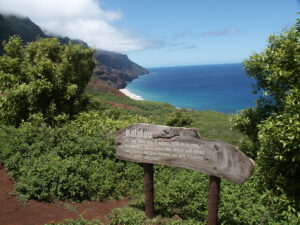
[126,129,152,139]
[122,138,205,161]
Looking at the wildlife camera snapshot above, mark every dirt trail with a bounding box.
[0,168,128,225]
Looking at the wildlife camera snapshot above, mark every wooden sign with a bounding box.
[115,123,254,184]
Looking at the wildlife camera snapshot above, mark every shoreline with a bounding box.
[119,88,143,101]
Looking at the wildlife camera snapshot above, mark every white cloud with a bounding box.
[0,0,150,52]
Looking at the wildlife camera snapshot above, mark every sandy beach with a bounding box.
[119,89,143,101]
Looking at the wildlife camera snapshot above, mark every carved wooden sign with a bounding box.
[115,123,254,184]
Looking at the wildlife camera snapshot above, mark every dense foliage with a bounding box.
[0,110,148,201]
[0,36,95,126]
[45,215,104,225]
[233,18,300,210]
[257,89,300,206]
[107,165,299,225]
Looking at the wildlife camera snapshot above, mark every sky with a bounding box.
[0,0,299,67]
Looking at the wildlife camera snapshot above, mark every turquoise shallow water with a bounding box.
[126,63,258,114]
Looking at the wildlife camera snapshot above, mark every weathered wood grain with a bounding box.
[115,123,254,184]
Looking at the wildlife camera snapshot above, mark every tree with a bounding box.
[0,36,95,126]
[258,89,300,205]
[233,18,300,206]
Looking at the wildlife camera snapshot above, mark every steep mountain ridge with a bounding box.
[0,14,148,88]
[0,14,45,48]
[94,50,148,88]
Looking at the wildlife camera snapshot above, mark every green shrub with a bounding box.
[232,18,300,214]
[108,207,146,225]
[154,167,207,220]
[107,206,203,225]
[153,166,297,224]
[0,110,146,201]
[45,215,104,225]
[0,36,95,126]
[166,111,193,127]
[257,89,300,209]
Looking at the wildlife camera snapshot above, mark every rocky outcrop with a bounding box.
[93,66,127,89]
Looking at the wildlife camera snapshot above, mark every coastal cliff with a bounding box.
[94,50,148,88]
[0,14,148,89]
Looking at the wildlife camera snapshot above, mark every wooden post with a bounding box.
[207,175,221,225]
[144,163,155,219]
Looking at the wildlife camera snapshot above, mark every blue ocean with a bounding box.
[126,63,258,114]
